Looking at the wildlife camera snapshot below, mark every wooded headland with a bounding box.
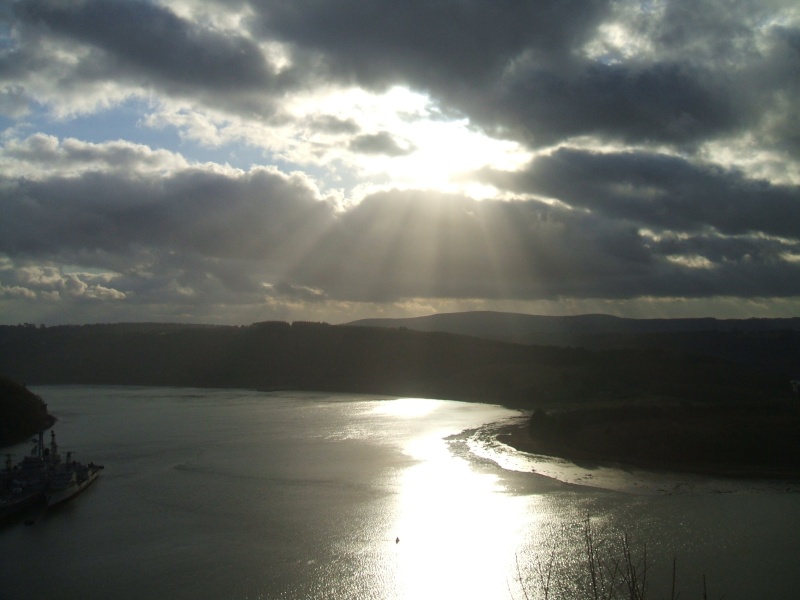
[0,374,55,446]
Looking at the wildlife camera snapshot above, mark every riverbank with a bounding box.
[494,402,800,480]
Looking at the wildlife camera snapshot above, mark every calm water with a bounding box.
[1,386,798,599]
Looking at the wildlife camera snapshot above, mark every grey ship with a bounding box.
[1,430,103,520]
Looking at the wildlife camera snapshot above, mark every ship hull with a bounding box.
[45,468,101,507]
[0,491,44,521]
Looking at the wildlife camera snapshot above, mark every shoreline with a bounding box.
[493,417,800,481]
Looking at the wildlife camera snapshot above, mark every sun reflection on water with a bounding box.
[371,397,441,418]
[390,428,529,599]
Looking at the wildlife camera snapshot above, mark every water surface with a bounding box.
[1,386,798,599]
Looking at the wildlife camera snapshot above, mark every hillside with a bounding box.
[347,311,800,338]
[0,375,55,447]
[501,401,800,478]
[0,321,792,409]
[347,312,800,378]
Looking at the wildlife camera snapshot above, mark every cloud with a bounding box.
[0,155,798,321]
[6,0,287,118]
[0,284,37,300]
[1,134,189,177]
[6,0,798,165]
[0,85,29,118]
[285,189,800,302]
[349,131,413,156]
[15,0,274,89]
[256,0,608,86]
[304,115,360,136]
[5,0,798,155]
[269,281,327,302]
[1,0,799,323]
[0,164,334,263]
[490,62,746,147]
[249,0,800,153]
[489,148,800,239]
[10,264,127,301]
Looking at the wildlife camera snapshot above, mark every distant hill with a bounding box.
[347,311,800,340]
[347,312,800,376]
[0,321,794,409]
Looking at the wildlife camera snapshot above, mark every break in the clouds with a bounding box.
[1,0,799,324]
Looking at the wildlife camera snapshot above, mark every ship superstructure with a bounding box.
[1,430,103,520]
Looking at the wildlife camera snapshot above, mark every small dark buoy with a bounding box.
[395,537,400,544]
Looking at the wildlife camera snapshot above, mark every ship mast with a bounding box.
[32,431,44,459]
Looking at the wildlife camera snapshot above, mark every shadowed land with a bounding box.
[2,318,798,478]
[1,320,795,407]
[0,375,55,447]
[498,401,800,479]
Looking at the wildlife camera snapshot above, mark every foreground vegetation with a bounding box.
[511,516,712,600]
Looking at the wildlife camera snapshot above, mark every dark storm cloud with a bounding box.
[487,62,745,146]
[257,0,608,88]
[252,0,798,148]
[462,18,796,147]
[0,165,342,317]
[284,190,800,302]
[0,167,333,264]
[648,231,789,268]
[13,0,279,96]
[650,0,789,59]
[283,190,645,301]
[2,169,799,308]
[491,148,800,239]
[6,0,798,151]
[2,0,800,320]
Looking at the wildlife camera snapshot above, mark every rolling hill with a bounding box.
[0,320,794,409]
[347,311,800,377]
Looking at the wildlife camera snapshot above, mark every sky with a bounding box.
[1,0,799,325]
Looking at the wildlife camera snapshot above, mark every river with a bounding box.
[1,386,798,599]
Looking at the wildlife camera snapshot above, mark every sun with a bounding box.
[284,85,531,199]
[371,114,528,195]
